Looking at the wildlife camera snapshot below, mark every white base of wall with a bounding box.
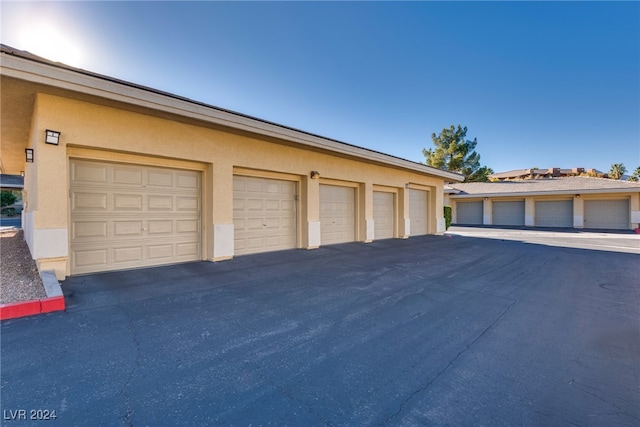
[32,228,69,259]
[213,223,234,259]
[631,210,640,224]
[525,215,534,227]
[436,217,445,233]
[573,215,584,228]
[308,221,321,248]
[483,214,492,225]
[365,219,374,242]
[404,218,410,237]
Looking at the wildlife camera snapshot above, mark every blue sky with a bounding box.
[2,1,639,173]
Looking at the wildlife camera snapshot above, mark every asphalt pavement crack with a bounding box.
[380,298,517,426]
[119,305,141,427]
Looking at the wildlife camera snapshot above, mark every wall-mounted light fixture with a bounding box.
[45,129,61,145]
[20,171,25,177]
[405,183,410,189]
[575,194,580,198]
[484,197,489,201]
[25,148,34,163]
[310,171,320,179]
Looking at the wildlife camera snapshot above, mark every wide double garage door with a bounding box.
[70,159,202,275]
[233,176,297,255]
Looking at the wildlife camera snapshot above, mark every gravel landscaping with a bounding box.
[1,229,46,304]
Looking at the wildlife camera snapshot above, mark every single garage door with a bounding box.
[535,200,573,228]
[456,201,483,225]
[233,175,297,255]
[373,191,395,240]
[320,184,356,245]
[493,200,525,226]
[70,159,201,275]
[409,189,429,236]
[584,199,629,230]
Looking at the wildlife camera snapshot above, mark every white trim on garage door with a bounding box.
[456,201,483,225]
[320,184,356,245]
[493,200,525,226]
[409,189,429,236]
[373,191,395,240]
[584,199,629,230]
[535,200,573,228]
[69,159,202,275]
[233,175,297,255]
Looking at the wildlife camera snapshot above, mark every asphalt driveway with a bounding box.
[2,231,639,426]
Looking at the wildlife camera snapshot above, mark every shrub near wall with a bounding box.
[444,206,452,230]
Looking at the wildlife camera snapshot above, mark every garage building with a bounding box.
[0,45,463,278]
[446,178,640,230]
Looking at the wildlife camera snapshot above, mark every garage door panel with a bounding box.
[114,221,143,237]
[233,176,297,255]
[493,201,525,226]
[148,196,173,210]
[409,189,429,236]
[113,168,143,185]
[456,201,483,225]
[70,159,201,274]
[585,199,629,230]
[72,192,108,211]
[72,162,108,183]
[147,245,173,260]
[147,170,173,187]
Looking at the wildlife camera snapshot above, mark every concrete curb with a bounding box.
[0,270,65,320]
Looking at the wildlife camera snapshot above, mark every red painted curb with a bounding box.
[0,296,65,320]
[0,300,41,320]
[41,296,66,313]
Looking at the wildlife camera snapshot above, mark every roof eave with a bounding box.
[1,49,463,182]
[449,187,640,198]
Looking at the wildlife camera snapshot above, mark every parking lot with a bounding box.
[2,229,639,426]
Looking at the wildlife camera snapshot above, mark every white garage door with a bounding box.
[373,191,395,240]
[493,201,525,226]
[535,200,573,228]
[456,201,483,225]
[584,199,629,230]
[409,189,429,236]
[320,184,356,245]
[233,175,297,255]
[70,159,201,275]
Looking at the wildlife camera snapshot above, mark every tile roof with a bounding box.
[448,176,640,198]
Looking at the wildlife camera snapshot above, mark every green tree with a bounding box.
[629,166,640,182]
[608,163,627,180]
[423,125,493,182]
[1,191,17,208]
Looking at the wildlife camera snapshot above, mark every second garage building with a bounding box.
[446,178,640,230]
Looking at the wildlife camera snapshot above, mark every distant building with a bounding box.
[489,167,606,181]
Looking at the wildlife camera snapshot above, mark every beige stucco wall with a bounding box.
[26,93,447,278]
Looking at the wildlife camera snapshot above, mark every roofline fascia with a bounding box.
[1,51,464,182]
[449,187,640,198]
